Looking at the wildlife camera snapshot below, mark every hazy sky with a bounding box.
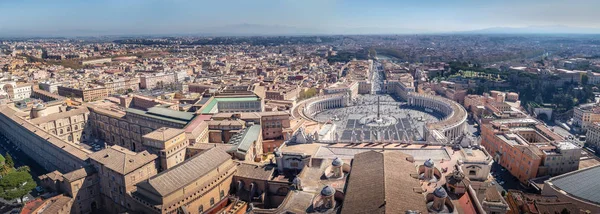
[1,0,600,36]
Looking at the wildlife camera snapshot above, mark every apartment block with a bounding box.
[481,118,580,184]
[58,86,109,102]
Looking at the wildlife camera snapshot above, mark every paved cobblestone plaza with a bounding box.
[313,94,442,142]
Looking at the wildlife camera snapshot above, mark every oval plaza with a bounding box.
[293,84,467,145]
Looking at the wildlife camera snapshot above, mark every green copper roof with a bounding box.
[200,96,260,114]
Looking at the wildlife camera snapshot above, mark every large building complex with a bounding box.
[3,33,599,214]
[481,118,581,184]
[132,146,236,214]
[0,104,91,173]
[199,96,264,114]
[573,103,600,132]
[0,81,32,101]
[140,73,176,89]
[58,86,109,102]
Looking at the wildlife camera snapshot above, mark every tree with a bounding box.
[582,73,589,85]
[298,88,319,101]
[0,171,36,201]
[16,166,29,173]
[5,154,14,168]
[0,165,12,176]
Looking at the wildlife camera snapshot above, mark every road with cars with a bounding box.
[0,133,47,210]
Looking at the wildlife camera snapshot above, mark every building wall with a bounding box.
[261,114,291,140]
[132,160,236,214]
[0,82,32,100]
[13,84,32,100]
[98,78,140,95]
[265,90,298,101]
[481,122,578,183]
[140,73,176,89]
[586,123,600,148]
[573,106,600,131]
[542,148,581,176]
[480,124,542,184]
[89,109,145,152]
[58,86,108,102]
[39,82,61,93]
[358,81,371,94]
[36,112,89,144]
[0,107,88,173]
[90,158,157,213]
[143,132,188,171]
[64,174,101,214]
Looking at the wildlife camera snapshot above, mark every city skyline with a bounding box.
[2,0,600,37]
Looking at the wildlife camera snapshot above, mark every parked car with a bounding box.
[35,186,44,193]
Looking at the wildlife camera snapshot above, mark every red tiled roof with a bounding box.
[20,198,44,214]
[457,192,477,214]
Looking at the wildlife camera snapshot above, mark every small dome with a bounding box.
[320,185,335,196]
[332,157,344,166]
[424,159,435,168]
[433,187,448,198]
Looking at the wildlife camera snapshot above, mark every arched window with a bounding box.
[68,135,73,142]
[198,205,203,213]
[220,190,225,199]
[67,127,71,132]
[74,125,78,130]
[60,129,64,134]
[210,198,215,206]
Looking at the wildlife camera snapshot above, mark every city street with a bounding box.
[547,123,586,147]
[490,162,533,194]
[0,133,47,207]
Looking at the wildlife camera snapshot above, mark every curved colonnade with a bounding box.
[292,94,349,123]
[292,92,467,144]
[406,92,467,143]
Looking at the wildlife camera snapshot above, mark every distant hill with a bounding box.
[460,25,600,34]
[195,23,326,36]
[194,24,432,36]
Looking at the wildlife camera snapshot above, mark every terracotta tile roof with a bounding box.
[234,162,274,180]
[457,192,478,214]
[62,165,95,181]
[39,170,64,182]
[341,150,427,214]
[39,195,73,214]
[184,119,208,140]
[21,198,45,214]
[88,145,157,175]
[143,127,185,141]
[30,107,89,125]
[135,146,232,197]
